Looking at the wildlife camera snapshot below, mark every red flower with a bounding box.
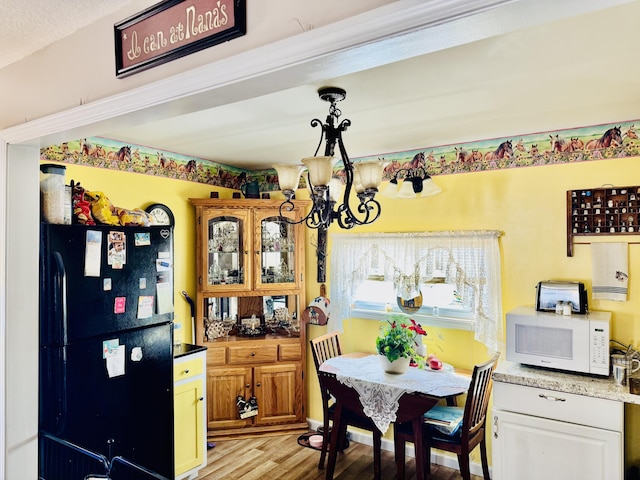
[408,318,427,336]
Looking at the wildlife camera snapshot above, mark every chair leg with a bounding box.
[424,443,432,478]
[318,429,328,469]
[457,453,471,480]
[326,405,347,480]
[372,429,382,480]
[393,427,406,480]
[480,439,491,480]
[318,414,331,469]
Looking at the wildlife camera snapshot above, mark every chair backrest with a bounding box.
[310,331,342,372]
[460,353,500,439]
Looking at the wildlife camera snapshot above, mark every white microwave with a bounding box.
[506,306,611,376]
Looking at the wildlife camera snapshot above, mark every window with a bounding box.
[329,231,503,352]
[352,277,474,330]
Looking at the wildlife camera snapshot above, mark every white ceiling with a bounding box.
[0,0,137,69]
[4,1,640,170]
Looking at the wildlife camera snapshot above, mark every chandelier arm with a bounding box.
[303,188,333,229]
[305,212,321,229]
[333,122,382,228]
[310,118,325,156]
[305,208,329,229]
[318,188,333,228]
[335,203,357,230]
[357,197,382,223]
[278,200,308,226]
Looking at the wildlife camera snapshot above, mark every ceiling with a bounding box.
[0,0,137,69]
[5,1,640,171]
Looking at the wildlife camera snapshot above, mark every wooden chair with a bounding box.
[394,353,500,480]
[309,331,382,478]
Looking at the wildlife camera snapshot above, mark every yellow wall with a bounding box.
[57,155,640,467]
[304,155,640,467]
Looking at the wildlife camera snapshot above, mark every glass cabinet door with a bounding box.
[202,210,250,292]
[255,211,301,290]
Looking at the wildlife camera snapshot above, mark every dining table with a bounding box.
[318,353,471,480]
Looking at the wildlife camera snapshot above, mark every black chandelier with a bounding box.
[273,87,387,230]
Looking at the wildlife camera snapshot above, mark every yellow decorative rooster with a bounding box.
[84,191,120,225]
[85,190,151,226]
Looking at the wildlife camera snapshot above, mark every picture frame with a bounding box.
[114,0,246,78]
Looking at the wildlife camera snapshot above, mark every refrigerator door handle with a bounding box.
[52,251,69,434]
[52,251,68,344]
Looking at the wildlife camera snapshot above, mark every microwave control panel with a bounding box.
[590,321,610,375]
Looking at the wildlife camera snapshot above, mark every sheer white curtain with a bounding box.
[329,231,503,352]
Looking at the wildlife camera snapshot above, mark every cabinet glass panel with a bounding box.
[207,216,244,287]
[260,216,296,285]
[204,297,239,323]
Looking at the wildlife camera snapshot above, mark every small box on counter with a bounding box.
[629,375,640,395]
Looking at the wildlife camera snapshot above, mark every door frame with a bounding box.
[0,1,620,477]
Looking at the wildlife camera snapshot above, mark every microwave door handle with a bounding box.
[52,251,69,433]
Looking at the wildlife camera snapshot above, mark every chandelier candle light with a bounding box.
[273,87,388,230]
[382,166,442,199]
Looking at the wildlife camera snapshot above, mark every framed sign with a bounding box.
[114,0,246,78]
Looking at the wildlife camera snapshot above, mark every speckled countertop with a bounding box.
[493,360,640,405]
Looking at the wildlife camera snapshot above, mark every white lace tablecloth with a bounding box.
[320,355,470,433]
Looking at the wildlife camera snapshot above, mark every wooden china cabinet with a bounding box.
[189,198,309,440]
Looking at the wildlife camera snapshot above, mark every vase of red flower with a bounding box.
[376,314,427,374]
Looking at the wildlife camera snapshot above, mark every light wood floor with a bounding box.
[195,433,483,480]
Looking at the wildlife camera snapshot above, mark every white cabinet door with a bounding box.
[492,409,622,480]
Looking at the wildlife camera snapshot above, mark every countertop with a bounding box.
[174,343,207,359]
[493,360,640,405]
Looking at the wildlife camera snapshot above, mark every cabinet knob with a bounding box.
[256,383,261,387]
[198,397,204,402]
[250,352,255,356]
[245,384,250,389]
[183,369,190,374]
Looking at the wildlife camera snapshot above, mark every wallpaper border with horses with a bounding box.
[40,119,640,192]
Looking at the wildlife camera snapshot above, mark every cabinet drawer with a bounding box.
[207,346,226,366]
[494,381,623,431]
[279,343,301,361]
[229,344,277,364]
[174,357,204,382]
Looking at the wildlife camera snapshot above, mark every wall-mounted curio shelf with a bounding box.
[567,186,640,256]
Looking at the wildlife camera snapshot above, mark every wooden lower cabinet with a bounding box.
[207,365,253,430]
[254,363,302,425]
[205,337,307,439]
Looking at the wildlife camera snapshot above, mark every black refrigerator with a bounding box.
[39,224,175,480]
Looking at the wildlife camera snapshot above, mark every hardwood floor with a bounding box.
[195,433,483,480]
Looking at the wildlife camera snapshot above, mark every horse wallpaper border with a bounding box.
[40,119,640,192]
